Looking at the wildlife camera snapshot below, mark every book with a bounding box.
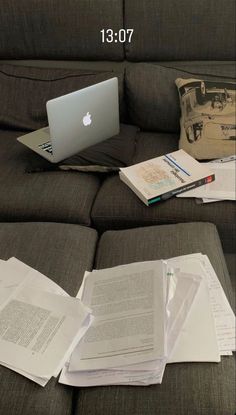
[119,149,215,206]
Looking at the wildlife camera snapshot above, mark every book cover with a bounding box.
[119,150,215,206]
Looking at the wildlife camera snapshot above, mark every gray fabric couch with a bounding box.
[0,1,235,414]
[0,222,235,415]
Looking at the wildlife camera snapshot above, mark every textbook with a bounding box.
[119,149,215,206]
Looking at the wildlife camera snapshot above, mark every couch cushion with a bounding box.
[74,223,235,415]
[132,131,179,163]
[0,222,97,295]
[25,124,139,173]
[92,133,236,252]
[0,0,124,60]
[0,130,100,225]
[0,64,125,130]
[0,221,97,415]
[125,0,236,61]
[125,62,236,132]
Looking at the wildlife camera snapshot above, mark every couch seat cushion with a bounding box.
[0,222,97,415]
[92,132,236,252]
[74,222,235,415]
[0,130,101,225]
[92,174,235,252]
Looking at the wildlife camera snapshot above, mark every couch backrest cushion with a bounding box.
[125,62,236,132]
[0,0,124,60]
[0,64,125,130]
[125,0,236,61]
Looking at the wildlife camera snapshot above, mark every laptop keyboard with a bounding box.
[39,141,53,154]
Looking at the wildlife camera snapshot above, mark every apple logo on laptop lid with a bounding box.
[83,112,92,126]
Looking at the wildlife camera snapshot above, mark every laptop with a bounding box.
[17,77,120,163]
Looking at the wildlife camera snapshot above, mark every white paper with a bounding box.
[177,161,236,200]
[0,260,28,305]
[59,261,203,387]
[0,258,73,385]
[69,261,166,371]
[2,316,93,387]
[167,253,235,355]
[0,280,90,378]
[60,362,165,387]
[166,259,220,362]
[201,255,236,353]
[7,257,69,296]
[201,197,222,204]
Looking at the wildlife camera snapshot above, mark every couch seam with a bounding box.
[0,69,112,82]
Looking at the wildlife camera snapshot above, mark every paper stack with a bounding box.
[0,257,92,386]
[59,260,201,386]
[59,253,235,387]
[0,254,234,388]
[177,156,236,203]
[167,253,235,360]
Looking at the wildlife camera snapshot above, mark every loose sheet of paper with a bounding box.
[0,279,91,378]
[167,253,235,355]
[201,255,235,353]
[166,258,220,362]
[0,258,74,386]
[201,198,222,204]
[69,261,166,371]
[0,257,68,304]
[177,161,236,200]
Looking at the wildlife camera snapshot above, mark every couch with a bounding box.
[0,1,235,414]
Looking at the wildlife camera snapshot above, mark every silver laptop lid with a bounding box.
[47,77,119,163]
